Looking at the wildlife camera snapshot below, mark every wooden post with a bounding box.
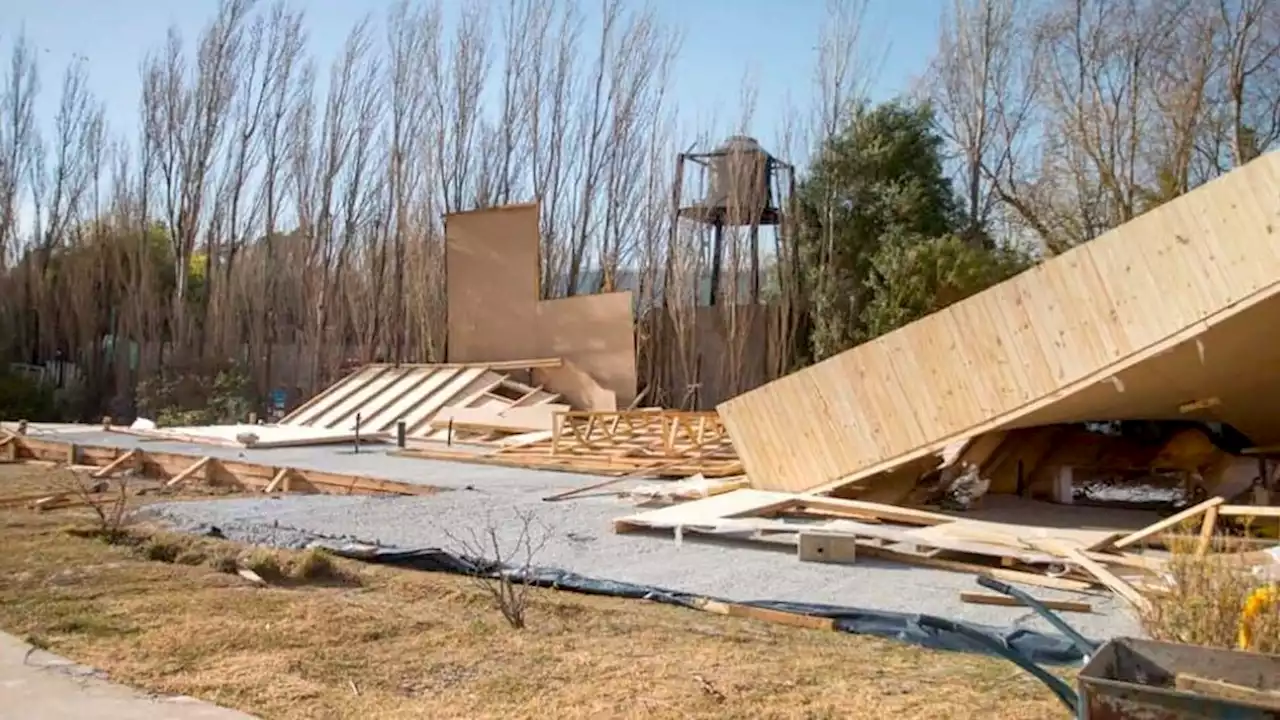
[102,416,112,431]
[396,421,406,448]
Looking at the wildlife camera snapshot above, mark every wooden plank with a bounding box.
[689,598,835,631]
[1060,546,1151,611]
[1195,504,1220,558]
[91,449,140,478]
[263,468,292,493]
[163,456,213,489]
[959,592,1093,613]
[1174,673,1280,709]
[1219,504,1280,517]
[795,496,953,526]
[1079,550,1166,573]
[1112,497,1225,549]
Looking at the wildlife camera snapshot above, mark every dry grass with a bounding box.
[1140,529,1280,654]
[0,463,1072,719]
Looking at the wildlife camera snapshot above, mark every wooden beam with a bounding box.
[1061,547,1151,612]
[1112,497,1225,549]
[164,456,213,490]
[689,598,835,631]
[263,468,292,493]
[1174,674,1280,709]
[91,449,141,479]
[959,592,1092,613]
[1194,504,1220,558]
[1219,504,1280,518]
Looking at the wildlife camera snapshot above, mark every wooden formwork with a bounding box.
[0,431,437,502]
[718,151,1280,495]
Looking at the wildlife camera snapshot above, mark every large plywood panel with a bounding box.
[720,152,1280,493]
[535,293,637,407]
[444,202,638,406]
[445,203,541,362]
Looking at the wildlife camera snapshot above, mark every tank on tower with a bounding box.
[680,135,782,227]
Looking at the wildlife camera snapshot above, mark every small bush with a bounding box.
[206,549,239,574]
[290,547,340,581]
[1140,535,1280,654]
[174,546,209,566]
[0,370,59,422]
[241,549,285,581]
[140,535,186,563]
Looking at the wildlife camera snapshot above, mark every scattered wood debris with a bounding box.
[610,488,1267,610]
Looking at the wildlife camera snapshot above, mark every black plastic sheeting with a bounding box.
[321,542,1094,667]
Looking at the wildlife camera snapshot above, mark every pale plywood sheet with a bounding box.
[431,404,569,433]
[283,365,384,426]
[280,363,548,443]
[909,519,1119,554]
[359,367,467,432]
[720,152,1280,494]
[614,489,798,530]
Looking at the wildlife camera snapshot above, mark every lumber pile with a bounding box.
[400,409,744,479]
[613,489,1280,612]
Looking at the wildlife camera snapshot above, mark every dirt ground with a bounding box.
[0,462,1073,720]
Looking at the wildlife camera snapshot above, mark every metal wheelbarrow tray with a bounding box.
[1079,636,1280,719]
[920,576,1280,718]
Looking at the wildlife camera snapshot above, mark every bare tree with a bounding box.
[440,507,553,630]
[143,0,254,359]
[929,0,1038,244]
[0,33,39,271]
[1213,0,1280,166]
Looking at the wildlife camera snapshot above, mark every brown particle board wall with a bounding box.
[445,203,541,362]
[536,294,636,408]
[717,151,1280,495]
[444,202,637,408]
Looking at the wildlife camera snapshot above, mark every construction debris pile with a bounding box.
[610,485,1280,614]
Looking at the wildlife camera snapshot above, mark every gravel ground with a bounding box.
[16,424,1146,640]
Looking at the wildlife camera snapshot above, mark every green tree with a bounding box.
[798,99,1031,361]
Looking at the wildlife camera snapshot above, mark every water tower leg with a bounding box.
[709,219,724,306]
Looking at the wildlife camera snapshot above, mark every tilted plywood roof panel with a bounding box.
[718,152,1280,494]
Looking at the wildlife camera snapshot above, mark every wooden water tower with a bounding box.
[670,136,794,306]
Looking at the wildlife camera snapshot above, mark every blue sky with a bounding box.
[7,0,943,163]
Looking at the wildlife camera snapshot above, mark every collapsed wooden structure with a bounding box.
[400,409,743,478]
[614,487,1280,613]
[718,151,1280,498]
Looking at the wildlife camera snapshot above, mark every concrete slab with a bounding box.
[0,632,256,719]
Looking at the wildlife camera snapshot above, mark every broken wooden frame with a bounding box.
[0,433,437,509]
[399,409,743,479]
[611,488,1222,610]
